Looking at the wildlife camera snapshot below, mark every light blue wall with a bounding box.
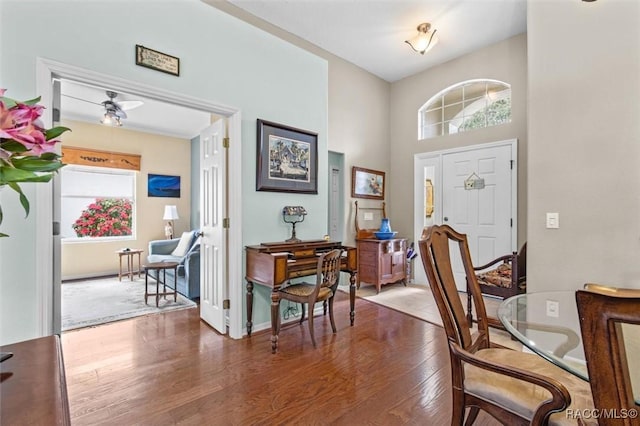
[0,0,328,344]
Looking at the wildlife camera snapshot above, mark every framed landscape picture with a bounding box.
[148,174,180,198]
[256,119,318,194]
[351,166,385,200]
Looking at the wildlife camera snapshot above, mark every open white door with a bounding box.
[199,119,226,333]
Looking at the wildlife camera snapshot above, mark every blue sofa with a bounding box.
[147,231,200,299]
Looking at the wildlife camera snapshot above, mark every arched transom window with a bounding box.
[418,79,511,140]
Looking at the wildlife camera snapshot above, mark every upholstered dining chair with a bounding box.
[419,225,594,425]
[277,249,343,348]
[576,284,640,426]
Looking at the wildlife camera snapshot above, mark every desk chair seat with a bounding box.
[419,225,595,425]
[277,249,342,348]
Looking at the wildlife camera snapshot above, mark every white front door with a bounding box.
[199,119,226,333]
[442,142,515,291]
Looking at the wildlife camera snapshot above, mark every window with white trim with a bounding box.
[418,79,511,140]
[60,165,136,240]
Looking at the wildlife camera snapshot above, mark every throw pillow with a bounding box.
[171,231,194,257]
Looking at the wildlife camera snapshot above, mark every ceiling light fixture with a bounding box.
[101,108,123,127]
[405,22,439,55]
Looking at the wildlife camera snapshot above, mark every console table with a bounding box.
[0,335,71,425]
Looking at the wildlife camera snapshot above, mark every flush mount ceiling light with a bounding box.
[405,22,439,55]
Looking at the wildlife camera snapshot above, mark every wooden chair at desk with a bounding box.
[419,225,594,425]
[577,284,640,426]
[277,249,343,348]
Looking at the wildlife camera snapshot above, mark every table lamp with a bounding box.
[282,206,307,243]
[163,205,179,239]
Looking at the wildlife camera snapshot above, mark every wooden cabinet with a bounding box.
[356,238,407,293]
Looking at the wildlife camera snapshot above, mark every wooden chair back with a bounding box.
[318,249,342,291]
[576,285,640,425]
[419,224,491,352]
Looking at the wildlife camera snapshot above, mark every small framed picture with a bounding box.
[351,166,385,200]
[256,119,318,194]
[148,174,180,198]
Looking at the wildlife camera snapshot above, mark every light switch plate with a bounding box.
[546,212,559,229]
[546,300,559,318]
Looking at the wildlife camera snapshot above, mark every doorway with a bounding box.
[35,58,243,339]
[413,139,517,289]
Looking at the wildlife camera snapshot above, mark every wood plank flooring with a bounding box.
[62,291,500,425]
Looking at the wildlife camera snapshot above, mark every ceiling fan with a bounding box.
[100,90,143,127]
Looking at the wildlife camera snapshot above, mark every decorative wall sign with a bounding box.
[256,119,318,194]
[62,146,141,171]
[135,45,180,76]
[148,174,181,198]
[351,166,385,200]
[464,172,485,190]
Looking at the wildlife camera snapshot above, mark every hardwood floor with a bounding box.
[62,291,500,425]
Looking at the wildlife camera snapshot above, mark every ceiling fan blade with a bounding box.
[117,100,144,111]
[114,109,128,119]
[62,93,102,106]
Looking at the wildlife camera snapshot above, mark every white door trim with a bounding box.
[413,138,518,258]
[35,57,244,339]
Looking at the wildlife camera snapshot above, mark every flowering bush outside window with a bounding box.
[72,198,132,238]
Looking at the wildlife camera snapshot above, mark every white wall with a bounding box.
[390,34,528,248]
[0,0,328,344]
[527,0,640,291]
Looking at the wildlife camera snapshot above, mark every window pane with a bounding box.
[61,166,136,240]
[418,80,511,140]
[443,88,462,107]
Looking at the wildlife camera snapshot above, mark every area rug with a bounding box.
[341,281,520,349]
[62,276,197,331]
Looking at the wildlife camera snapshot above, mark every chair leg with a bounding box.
[308,303,317,347]
[464,407,479,426]
[328,295,337,333]
[300,303,306,324]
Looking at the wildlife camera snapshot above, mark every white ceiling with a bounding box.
[225,0,527,82]
[60,0,527,137]
[59,79,211,140]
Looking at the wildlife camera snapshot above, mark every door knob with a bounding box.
[443,217,449,222]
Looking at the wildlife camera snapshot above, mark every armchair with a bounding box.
[419,225,594,424]
[147,231,200,299]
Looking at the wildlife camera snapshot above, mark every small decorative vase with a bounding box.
[379,218,392,233]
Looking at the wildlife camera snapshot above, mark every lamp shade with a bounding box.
[163,205,179,221]
[405,22,439,55]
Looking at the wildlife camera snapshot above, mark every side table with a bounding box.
[116,248,143,281]
[144,262,179,307]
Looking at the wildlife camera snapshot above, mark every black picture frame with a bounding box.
[135,45,180,77]
[148,173,181,198]
[256,119,318,194]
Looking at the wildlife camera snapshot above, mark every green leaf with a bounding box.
[0,140,29,153]
[45,126,71,140]
[0,167,54,184]
[10,156,64,172]
[6,182,29,217]
[22,96,41,106]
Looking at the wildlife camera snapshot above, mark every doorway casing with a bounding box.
[35,58,244,339]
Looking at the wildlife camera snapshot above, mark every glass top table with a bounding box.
[497,291,588,381]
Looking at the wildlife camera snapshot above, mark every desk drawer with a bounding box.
[292,249,315,258]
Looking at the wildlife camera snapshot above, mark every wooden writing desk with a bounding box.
[245,239,357,353]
